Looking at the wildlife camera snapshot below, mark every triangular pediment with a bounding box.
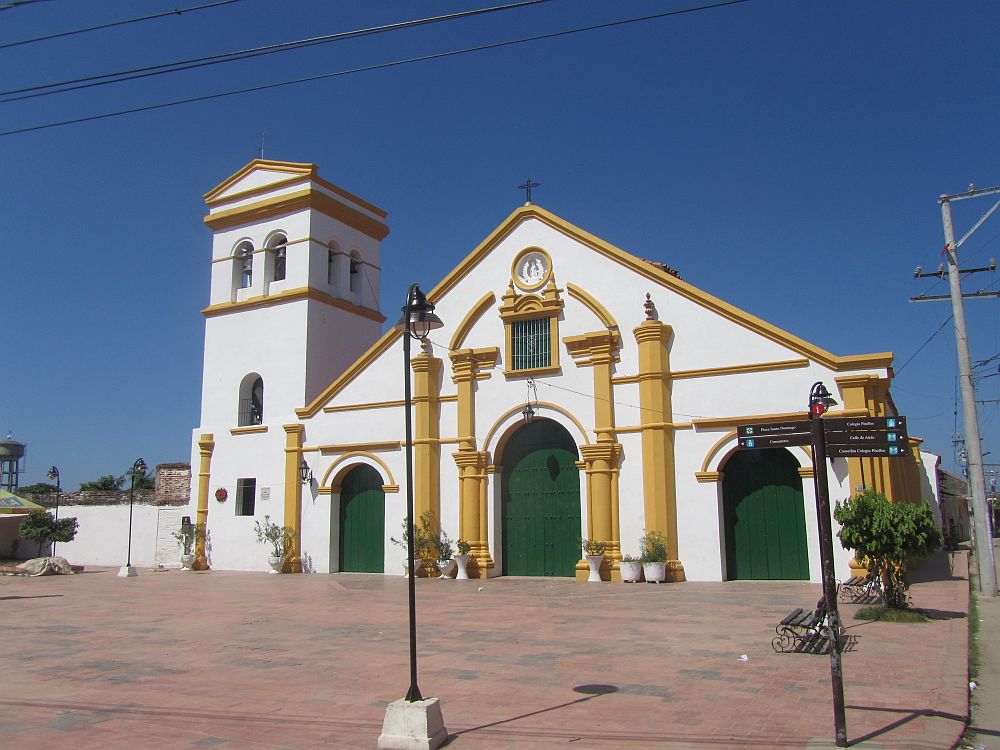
[204,159,316,206]
[297,204,892,419]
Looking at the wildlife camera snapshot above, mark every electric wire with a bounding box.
[0,0,751,138]
[0,0,553,101]
[0,0,53,11]
[894,315,953,375]
[0,0,244,50]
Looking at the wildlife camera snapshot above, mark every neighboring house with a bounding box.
[938,468,971,544]
[187,159,932,582]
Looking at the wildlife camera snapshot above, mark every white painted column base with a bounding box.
[377,697,448,750]
[117,565,137,578]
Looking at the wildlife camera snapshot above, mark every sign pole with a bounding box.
[809,401,848,747]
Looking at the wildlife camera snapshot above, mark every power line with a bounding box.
[0,0,751,138]
[0,0,553,101]
[0,0,244,50]
[0,0,53,11]
[895,315,953,375]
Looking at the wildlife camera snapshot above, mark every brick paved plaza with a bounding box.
[0,552,970,749]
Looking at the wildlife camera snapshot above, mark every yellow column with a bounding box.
[193,433,214,570]
[282,424,305,573]
[449,347,499,578]
[633,320,684,581]
[578,443,620,581]
[412,350,442,524]
[565,330,623,581]
[835,375,871,497]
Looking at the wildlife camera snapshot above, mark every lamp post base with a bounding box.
[377,697,448,750]
[117,565,137,578]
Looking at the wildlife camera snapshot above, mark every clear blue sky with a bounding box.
[3,0,999,491]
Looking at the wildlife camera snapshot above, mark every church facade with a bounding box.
[187,159,932,582]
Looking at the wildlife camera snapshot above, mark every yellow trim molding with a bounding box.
[202,286,385,323]
[204,159,388,219]
[314,440,402,454]
[700,431,738,474]
[511,246,554,291]
[482,401,592,455]
[230,425,268,435]
[320,451,398,493]
[696,472,720,483]
[205,186,389,240]
[321,395,457,414]
[693,409,869,430]
[449,292,497,351]
[672,358,810,380]
[421,204,893,372]
[565,283,618,330]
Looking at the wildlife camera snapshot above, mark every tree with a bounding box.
[18,510,79,556]
[79,474,126,491]
[834,489,942,608]
[14,482,59,496]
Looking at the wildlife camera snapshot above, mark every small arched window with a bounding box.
[327,245,338,285]
[349,251,361,294]
[235,242,254,289]
[238,374,264,426]
[268,234,287,282]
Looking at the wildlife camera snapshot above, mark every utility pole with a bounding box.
[913,185,1000,597]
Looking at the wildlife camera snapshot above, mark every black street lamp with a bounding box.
[393,283,443,703]
[119,457,146,578]
[46,466,60,557]
[806,382,847,747]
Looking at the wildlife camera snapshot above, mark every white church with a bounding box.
[186,159,937,582]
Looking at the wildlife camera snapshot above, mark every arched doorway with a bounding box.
[722,448,809,580]
[339,464,385,573]
[501,418,581,576]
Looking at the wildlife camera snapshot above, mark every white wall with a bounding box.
[32,504,174,568]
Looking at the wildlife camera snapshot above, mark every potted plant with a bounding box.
[172,521,206,571]
[254,515,294,573]
[619,553,643,583]
[390,512,433,576]
[454,538,472,580]
[639,530,668,583]
[434,529,456,579]
[582,538,606,582]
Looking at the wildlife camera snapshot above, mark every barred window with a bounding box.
[511,317,551,371]
[236,478,256,516]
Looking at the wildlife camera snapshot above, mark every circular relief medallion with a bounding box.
[215,487,228,502]
[513,249,551,291]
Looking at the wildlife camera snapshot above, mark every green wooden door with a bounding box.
[339,464,384,573]
[502,419,581,577]
[722,448,809,580]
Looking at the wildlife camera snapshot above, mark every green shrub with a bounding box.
[18,510,78,556]
[639,530,668,563]
[834,489,942,609]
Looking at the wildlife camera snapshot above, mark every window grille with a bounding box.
[236,478,256,516]
[511,317,550,371]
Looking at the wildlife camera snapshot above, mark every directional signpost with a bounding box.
[737,395,911,749]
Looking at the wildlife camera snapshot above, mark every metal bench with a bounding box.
[772,598,856,654]
[837,573,882,604]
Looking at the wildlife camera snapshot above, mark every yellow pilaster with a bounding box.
[449,346,499,578]
[565,330,623,580]
[633,320,684,581]
[412,350,442,524]
[282,424,305,573]
[193,433,214,570]
[578,443,621,581]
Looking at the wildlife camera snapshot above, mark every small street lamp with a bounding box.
[118,457,146,578]
[46,466,60,556]
[299,459,313,484]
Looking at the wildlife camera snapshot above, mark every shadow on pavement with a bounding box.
[449,684,619,740]
[846,704,967,746]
